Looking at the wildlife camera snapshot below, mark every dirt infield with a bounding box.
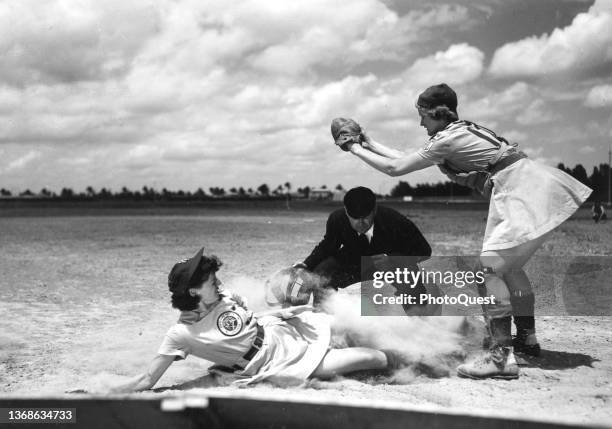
[0,205,610,426]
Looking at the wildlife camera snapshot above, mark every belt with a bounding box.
[487,151,527,176]
[232,323,265,371]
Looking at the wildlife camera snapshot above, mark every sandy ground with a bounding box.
[0,206,611,426]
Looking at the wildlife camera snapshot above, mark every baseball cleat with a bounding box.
[512,331,541,357]
[457,346,519,380]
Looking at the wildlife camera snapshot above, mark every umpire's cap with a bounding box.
[168,248,221,295]
[417,83,457,113]
[344,186,376,218]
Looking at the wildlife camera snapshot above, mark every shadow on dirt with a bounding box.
[518,349,599,370]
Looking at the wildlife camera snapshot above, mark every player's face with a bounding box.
[346,209,376,234]
[418,111,446,137]
[193,272,222,304]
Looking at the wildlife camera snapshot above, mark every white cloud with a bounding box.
[584,84,612,108]
[0,0,159,85]
[489,0,612,77]
[462,82,532,119]
[579,145,596,154]
[501,129,528,144]
[0,1,603,193]
[516,99,555,125]
[522,146,561,166]
[410,4,471,27]
[6,150,41,171]
[403,43,485,88]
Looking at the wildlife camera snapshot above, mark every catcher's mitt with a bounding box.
[331,117,363,151]
[265,266,319,307]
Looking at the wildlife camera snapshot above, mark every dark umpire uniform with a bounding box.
[302,204,432,297]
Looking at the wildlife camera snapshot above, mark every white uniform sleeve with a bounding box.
[158,326,188,360]
[417,134,453,164]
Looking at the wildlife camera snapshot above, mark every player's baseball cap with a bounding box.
[168,247,219,295]
[416,83,458,113]
[344,186,376,218]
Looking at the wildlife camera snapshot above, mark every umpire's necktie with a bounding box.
[358,233,370,253]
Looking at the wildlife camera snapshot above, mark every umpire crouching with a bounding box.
[296,186,432,305]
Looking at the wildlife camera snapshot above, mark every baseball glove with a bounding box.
[265,266,318,307]
[331,117,363,152]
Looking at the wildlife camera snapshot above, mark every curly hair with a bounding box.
[170,255,223,311]
[420,105,459,122]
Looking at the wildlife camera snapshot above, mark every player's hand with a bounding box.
[334,137,355,152]
[231,292,248,310]
[360,129,373,150]
[370,253,390,270]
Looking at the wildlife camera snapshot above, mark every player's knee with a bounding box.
[478,255,511,276]
[372,350,389,369]
[352,348,388,370]
[480,271,512,307]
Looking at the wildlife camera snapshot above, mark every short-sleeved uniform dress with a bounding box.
[417,120,592,251]
[158,291,331,385]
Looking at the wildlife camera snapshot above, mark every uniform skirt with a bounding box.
[213,310,331,386]
[483,158,592,251]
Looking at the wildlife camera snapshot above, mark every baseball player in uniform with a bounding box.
[334,83,592,379]
[111,248,398,391]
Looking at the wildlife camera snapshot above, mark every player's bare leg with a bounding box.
[502,232,551,356]
[458,253,518,379]
[458,233,550,379]
[311,347,388,379]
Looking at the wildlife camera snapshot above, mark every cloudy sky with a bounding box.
[1,0,611,194]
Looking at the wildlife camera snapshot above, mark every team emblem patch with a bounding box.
[217,311,243,336]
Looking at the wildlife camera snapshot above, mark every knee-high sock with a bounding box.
[503,270,536,333]
[484,273,513,347]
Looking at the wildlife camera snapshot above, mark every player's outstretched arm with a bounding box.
[111,354,175,393]
[361,131,405,159]
[350,144,434,176]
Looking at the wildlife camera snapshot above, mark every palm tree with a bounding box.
[257,184,270,196]
[284,182,292,209]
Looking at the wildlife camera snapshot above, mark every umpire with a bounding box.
[296,186,432,302]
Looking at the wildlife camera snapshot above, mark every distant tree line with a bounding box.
[557,163,610,202]
[1,163,609,201]
[0,182,344,201]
